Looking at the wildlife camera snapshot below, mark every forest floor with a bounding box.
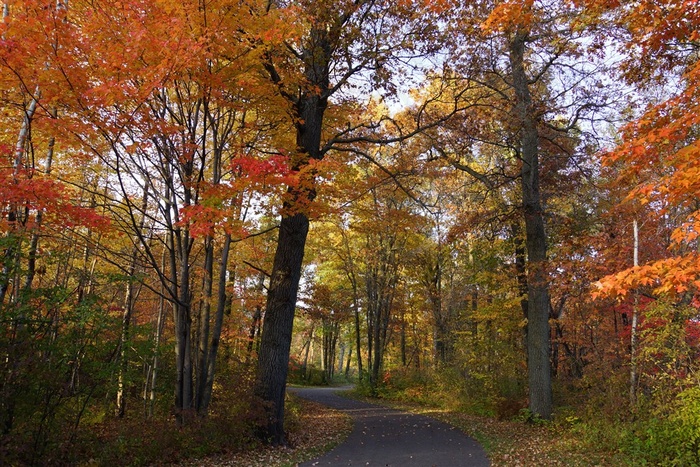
[173,395,352,467]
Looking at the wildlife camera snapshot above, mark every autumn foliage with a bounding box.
[0,0,699,464]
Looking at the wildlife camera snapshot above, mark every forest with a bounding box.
[1,0,699,465]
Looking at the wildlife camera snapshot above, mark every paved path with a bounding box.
[290,386,490,466]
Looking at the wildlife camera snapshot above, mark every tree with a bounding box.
[587,0,700,299]
[583,0,700,407]
[253,0,445,444]
[0,1,116,445]
[0,0,293,425]
[359,181,417,389]
[403,0,612,419]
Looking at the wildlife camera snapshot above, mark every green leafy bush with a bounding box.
[621,388,700,466]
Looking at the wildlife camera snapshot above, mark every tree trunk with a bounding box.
[165,180,194,423]
[401,312,407,366]
[630,219,639,405]
[345,343,352,377]
[146,251,168,419]
[116,267,135,418]
[255,212,310,445]
[198,233,232,415]
[247,305,262,358]
[22,112,55,294]
[254,18,330,443]
[300,325,313,377]
[510,30,552,420]
[512,222,529,322]
[340,228,363,380]
[322,319,339,382]
[0,95,38,306]
[337,341,345,376]
[425,253,450,367]
[366,267,377,388]
[354,299,363,380]
[116,186,148,418]
[195,236,214,413]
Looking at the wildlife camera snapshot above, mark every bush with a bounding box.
[287,359,329,386]
[566,387,700,466]
[621,387,700,465]
[358,366,526,418]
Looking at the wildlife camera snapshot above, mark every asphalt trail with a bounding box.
[290,386,490,466]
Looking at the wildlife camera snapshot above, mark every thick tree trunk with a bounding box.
[510,30,552,420]
[255,212,309,445]
[255,16,330,443]
[512,223,529,322]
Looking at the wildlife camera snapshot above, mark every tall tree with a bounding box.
[253,0,444,444]
[407,0,612,419]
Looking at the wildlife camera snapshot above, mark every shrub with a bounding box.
[622,387,700,465]
[570,388,700,466]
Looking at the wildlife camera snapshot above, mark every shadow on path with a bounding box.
[289,386,490,466]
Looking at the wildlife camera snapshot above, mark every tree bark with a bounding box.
[116,263,135,418]
[353,291,363,379]
[366,238,399,390]
[146,250,168,419]
[340,228,363,380]
[630,219,639,405]
[198,233,232,415]
[246,305,263,359]
[255,213,310,444]
[254,17,330,444]
[0,95,38,306]
[510,30,552,420]
[195,236,214,413]
[116,186,148,418]
[345,342,352,377]
[22,109,55,294]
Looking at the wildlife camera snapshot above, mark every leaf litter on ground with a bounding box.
[170,396,352,467]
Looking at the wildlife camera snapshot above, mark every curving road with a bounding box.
[290,386,490,466]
